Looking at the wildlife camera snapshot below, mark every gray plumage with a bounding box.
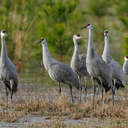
[102,30,125,89]
[39,37,81,102]
[70,34,89,91]
[81,24,113,104]
[78,53,89,76]
[0,30,18,104]
[123,56,128,75]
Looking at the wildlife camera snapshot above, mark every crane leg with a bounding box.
[58,82,61,95]
[101,87,104,102]
[5,86,8,107]
[97,84,100,98]
[77,75,82,102]
[79,86,82,103]
[69,85,74,103]
[10,80,14,102]
[93,83,96,103]
[84,77,87,101]
[112,79,116,105]
[99,78,104,103]
[84,77,87,92]
[92,77,96,105]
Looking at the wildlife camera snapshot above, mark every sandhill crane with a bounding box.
[81,24,114,104]
[102,30,125,91]
[0,30,18,104]
[123,56,128,75]
[70,34,89,94]
[37,37,81,102]
[71,34,109,99]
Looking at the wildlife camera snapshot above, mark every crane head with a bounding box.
[73,34,81,40]
[124,55,128,61]
[37,37,46,44]
[1,29,7,37]
[80,24,93,30]
[104,30,109,36]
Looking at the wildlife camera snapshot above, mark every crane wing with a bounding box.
[48,61,76,83]
[95,56,112,80]
[79,53,86,68]
[109,59,125,85]
[7,58,18,81]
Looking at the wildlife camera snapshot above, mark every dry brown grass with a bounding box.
[0,89,128,125]
[90,104,127,118]
[1,93,128,120]
[0,111,22,122]
[14,94,79,117]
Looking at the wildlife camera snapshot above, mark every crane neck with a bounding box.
[103,36,110,57]
[73,38,78,55]
[42,41,52,66]
[1,35,8,64]
[87,28,94,57]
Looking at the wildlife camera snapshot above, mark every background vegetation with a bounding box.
[0,0,128,84]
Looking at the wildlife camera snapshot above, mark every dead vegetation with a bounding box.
[0,88,128,128]
[0,110,22,122]
[13,93,128,119]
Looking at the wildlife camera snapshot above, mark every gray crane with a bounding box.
[0,30,18,104]
[37,37,81,102]
[71,34,108,99]
[70,34,89,94]
[102,30,125,91]
[81,24,114,104]
[123,55,128,75]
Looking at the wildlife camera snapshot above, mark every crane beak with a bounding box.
[34,40,42,44]
[80,26,87,30]
[80,37,87,40]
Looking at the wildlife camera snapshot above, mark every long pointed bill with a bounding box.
[34,40,42,44]
[80,26,87,30]
[78,37,87,40]
[81,37,87,40]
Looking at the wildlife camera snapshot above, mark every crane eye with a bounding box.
[77,34,80,37]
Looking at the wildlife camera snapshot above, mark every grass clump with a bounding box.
[0,111,22,122]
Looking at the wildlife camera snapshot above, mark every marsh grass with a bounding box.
[0,89,128,125]
[0,110,22,122]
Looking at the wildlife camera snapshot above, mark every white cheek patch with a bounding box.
[125,56,128,61]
